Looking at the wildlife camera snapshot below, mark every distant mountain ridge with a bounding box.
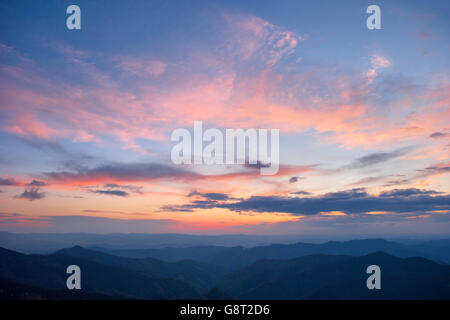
[2,231,448,258]
[95,238,450,269]
[0,232,306,253]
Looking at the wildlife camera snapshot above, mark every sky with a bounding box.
[0,0,449,236]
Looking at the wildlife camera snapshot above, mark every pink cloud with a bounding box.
[222,12,303,66]
[366,54,391,83]
[118,58,167,77]
[0,14,447,157]
[3,114,57,139]
[371,54,392,68]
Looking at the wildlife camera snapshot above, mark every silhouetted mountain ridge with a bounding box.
[0,278,123,300]
[55,245,226,291]
[215,251,450,299]
[2,244,450,300]
[96,238,450,270]
[0,247,200,299]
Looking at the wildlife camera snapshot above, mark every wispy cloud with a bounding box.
[118,57,167,77]
[429,131,448,139]
[90,189,129,197]
[344,147,412,170]
[0,177,19,186]
[366,54,392,83]
[42,162,200,185]
[15,187,46,201]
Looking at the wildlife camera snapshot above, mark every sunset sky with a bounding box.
[0,0,449,235]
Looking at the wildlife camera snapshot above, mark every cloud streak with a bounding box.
[344,147,412,170]
[90,189,129,197]
[16,187,46,201]
[42,162,200,185]
[164,188,450,216]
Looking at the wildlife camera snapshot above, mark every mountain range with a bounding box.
[216,252,450,299]
[0,247,200,299]
[93,238,450,269]
[1,238,450,299]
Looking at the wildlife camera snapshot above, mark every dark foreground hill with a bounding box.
[215,252,450,299]
[0,278,123,300]
[0,247,199,299]
[56,246,226,291]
